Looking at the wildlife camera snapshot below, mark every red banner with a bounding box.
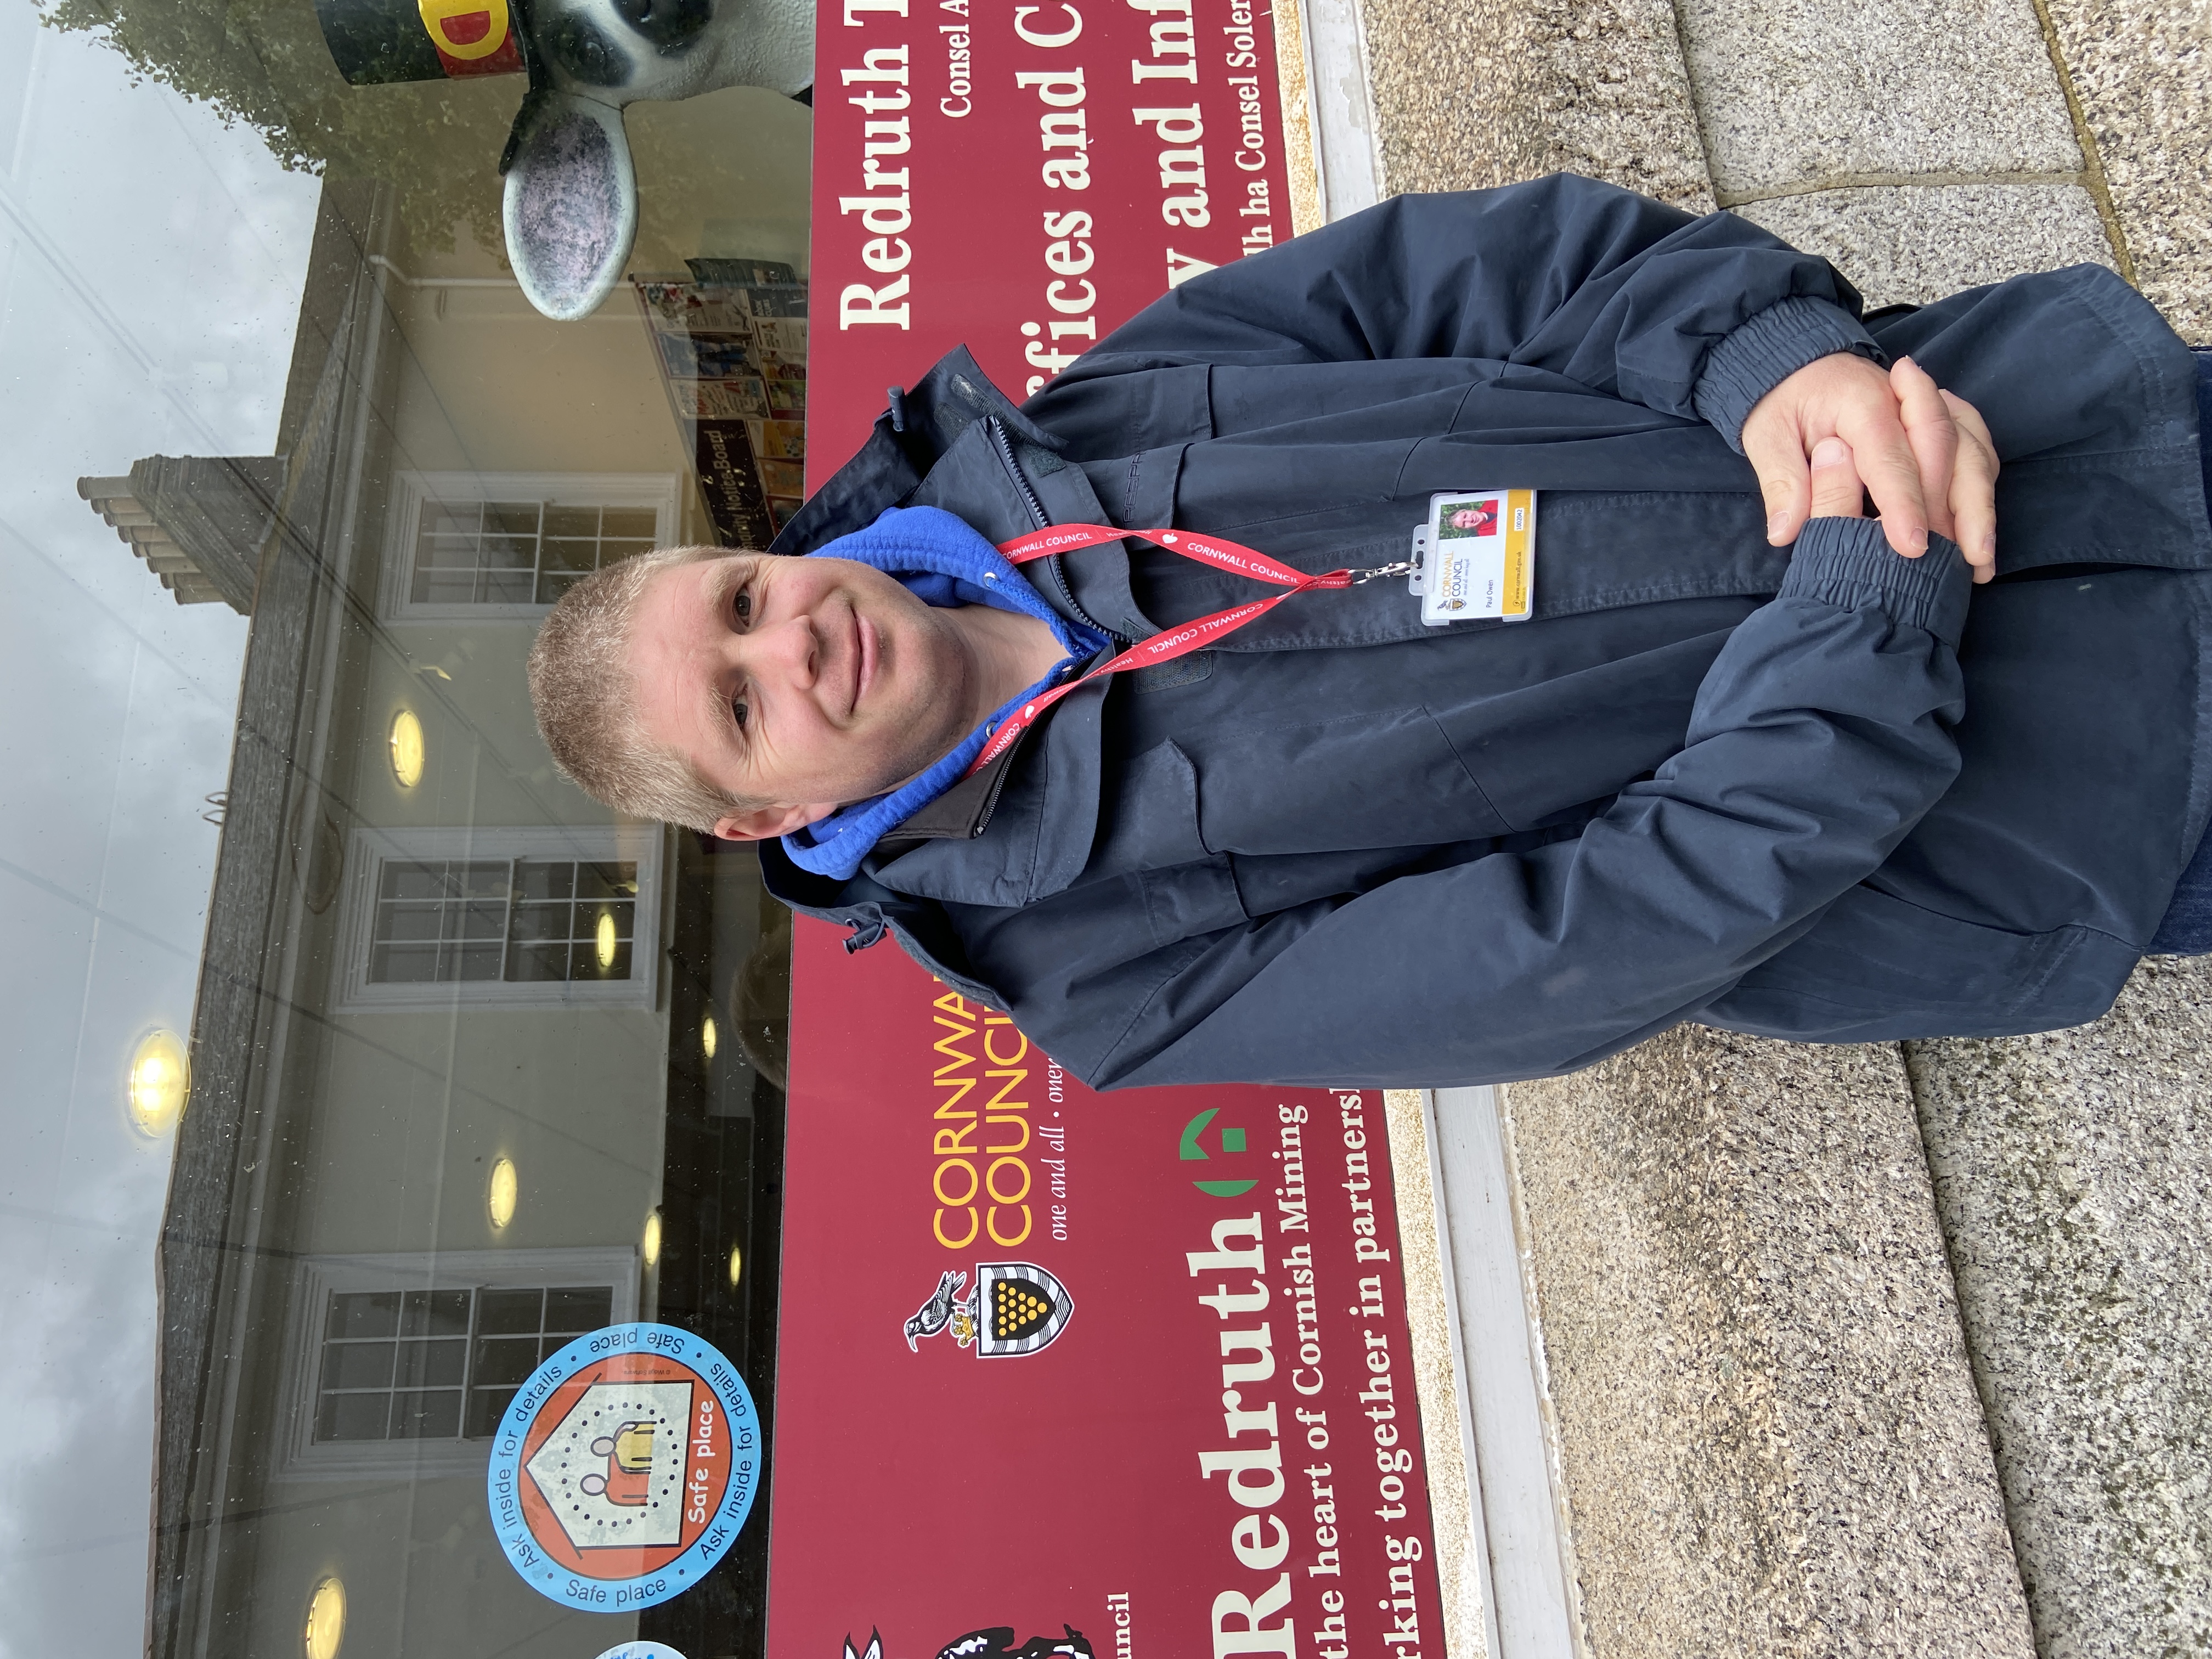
[769,923,1446,1655]
[771,2,1445,1650]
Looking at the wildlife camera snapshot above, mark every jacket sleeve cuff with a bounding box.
[1781,518,1973,647]
[1692,295,1886,452]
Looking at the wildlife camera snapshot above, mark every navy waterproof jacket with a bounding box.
[761,174,2212,1089]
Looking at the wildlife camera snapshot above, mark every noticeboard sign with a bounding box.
[770,0,1447,1651]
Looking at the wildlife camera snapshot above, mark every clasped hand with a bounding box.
[1742,352,2000,584]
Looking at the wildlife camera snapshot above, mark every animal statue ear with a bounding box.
[500,88,637,321]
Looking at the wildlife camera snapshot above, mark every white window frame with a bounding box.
[379,470,682,621]
[332,823,666,1013]
[273,1246,640,1481]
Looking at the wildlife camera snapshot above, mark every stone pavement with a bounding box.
[1295,0,2212,1651]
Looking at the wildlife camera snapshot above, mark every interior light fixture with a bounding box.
[303,1576,346,1659]
[388,708,425,789]
[728,1242,743,1286]
[488,1156,518,1231]
[642,1207,663,1269]
[595,910,617,970]
[127,1029,190,1137]
[701,1015,718,1060]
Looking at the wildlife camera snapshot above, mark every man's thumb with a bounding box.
[1744,425,1809,545]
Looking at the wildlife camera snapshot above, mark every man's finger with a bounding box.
[1942,388,2002,583]
[1743,419,1812,545]
[1838,397,1931,557]
[1890,357,1961,542]
[1808,436,1866,520]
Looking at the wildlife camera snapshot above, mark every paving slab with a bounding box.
[1731,183,2116,308]
[1501,1026,2034,1658]
[1675,0,2080,201]
[2040,0,2212,342]
[1355,0,1714,210]
[1906,955,2212,1659]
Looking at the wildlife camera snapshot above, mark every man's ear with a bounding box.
[712,802,839,842]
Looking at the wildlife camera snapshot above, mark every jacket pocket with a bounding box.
[1188,707,1513,854]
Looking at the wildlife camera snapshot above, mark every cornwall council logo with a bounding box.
[488,1322,760,1610]
[902,1262,1074,1358]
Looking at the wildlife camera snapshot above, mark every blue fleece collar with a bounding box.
[778,505,1111,880]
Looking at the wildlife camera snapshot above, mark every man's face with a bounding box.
[628,553,983,838]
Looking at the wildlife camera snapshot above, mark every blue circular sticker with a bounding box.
[487,1322,760,1611]
[593,1646,690,1659]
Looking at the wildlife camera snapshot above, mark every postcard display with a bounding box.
[635,261,811,543]
[763,0,1451,1654]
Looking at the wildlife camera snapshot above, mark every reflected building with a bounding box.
[91,133,809,1656]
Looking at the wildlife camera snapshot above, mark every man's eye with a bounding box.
[732,699,749,732]
[733,587,753,625]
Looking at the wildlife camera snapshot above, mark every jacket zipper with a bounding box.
[986,416,1126,646]
[988,413,1051,527]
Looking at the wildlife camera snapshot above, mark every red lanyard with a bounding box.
[966,523,1412,777]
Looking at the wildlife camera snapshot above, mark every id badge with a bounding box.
[1418,489,1536,625]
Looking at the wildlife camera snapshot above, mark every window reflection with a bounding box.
[13,2,808,1650]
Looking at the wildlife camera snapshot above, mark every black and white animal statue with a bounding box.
[311,0,813,320]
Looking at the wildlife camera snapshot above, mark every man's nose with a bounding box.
[738,612,819,687]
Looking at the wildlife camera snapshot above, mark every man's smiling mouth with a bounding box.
[853,609,877,715]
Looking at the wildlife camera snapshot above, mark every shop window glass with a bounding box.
[11,7,805,1651]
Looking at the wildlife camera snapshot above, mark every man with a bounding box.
[530,176,2212,1090]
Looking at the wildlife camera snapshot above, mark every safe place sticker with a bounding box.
[488,1322,761,1611]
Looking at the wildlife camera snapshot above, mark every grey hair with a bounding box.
[527,544,765,832]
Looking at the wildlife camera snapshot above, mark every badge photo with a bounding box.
[487,1322,761,1610]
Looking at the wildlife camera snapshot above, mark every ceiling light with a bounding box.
[595,910,617,970]
[727,1242,743,1286]
[304,1576,346,1659]
[127,1030,189,1137]
[488,1157,517,1230]
[642,1207,662,1269]
[388,708,425,789]
[701,1015,718,1060]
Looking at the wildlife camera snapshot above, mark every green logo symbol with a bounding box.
[1179,1107,1255,1197]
